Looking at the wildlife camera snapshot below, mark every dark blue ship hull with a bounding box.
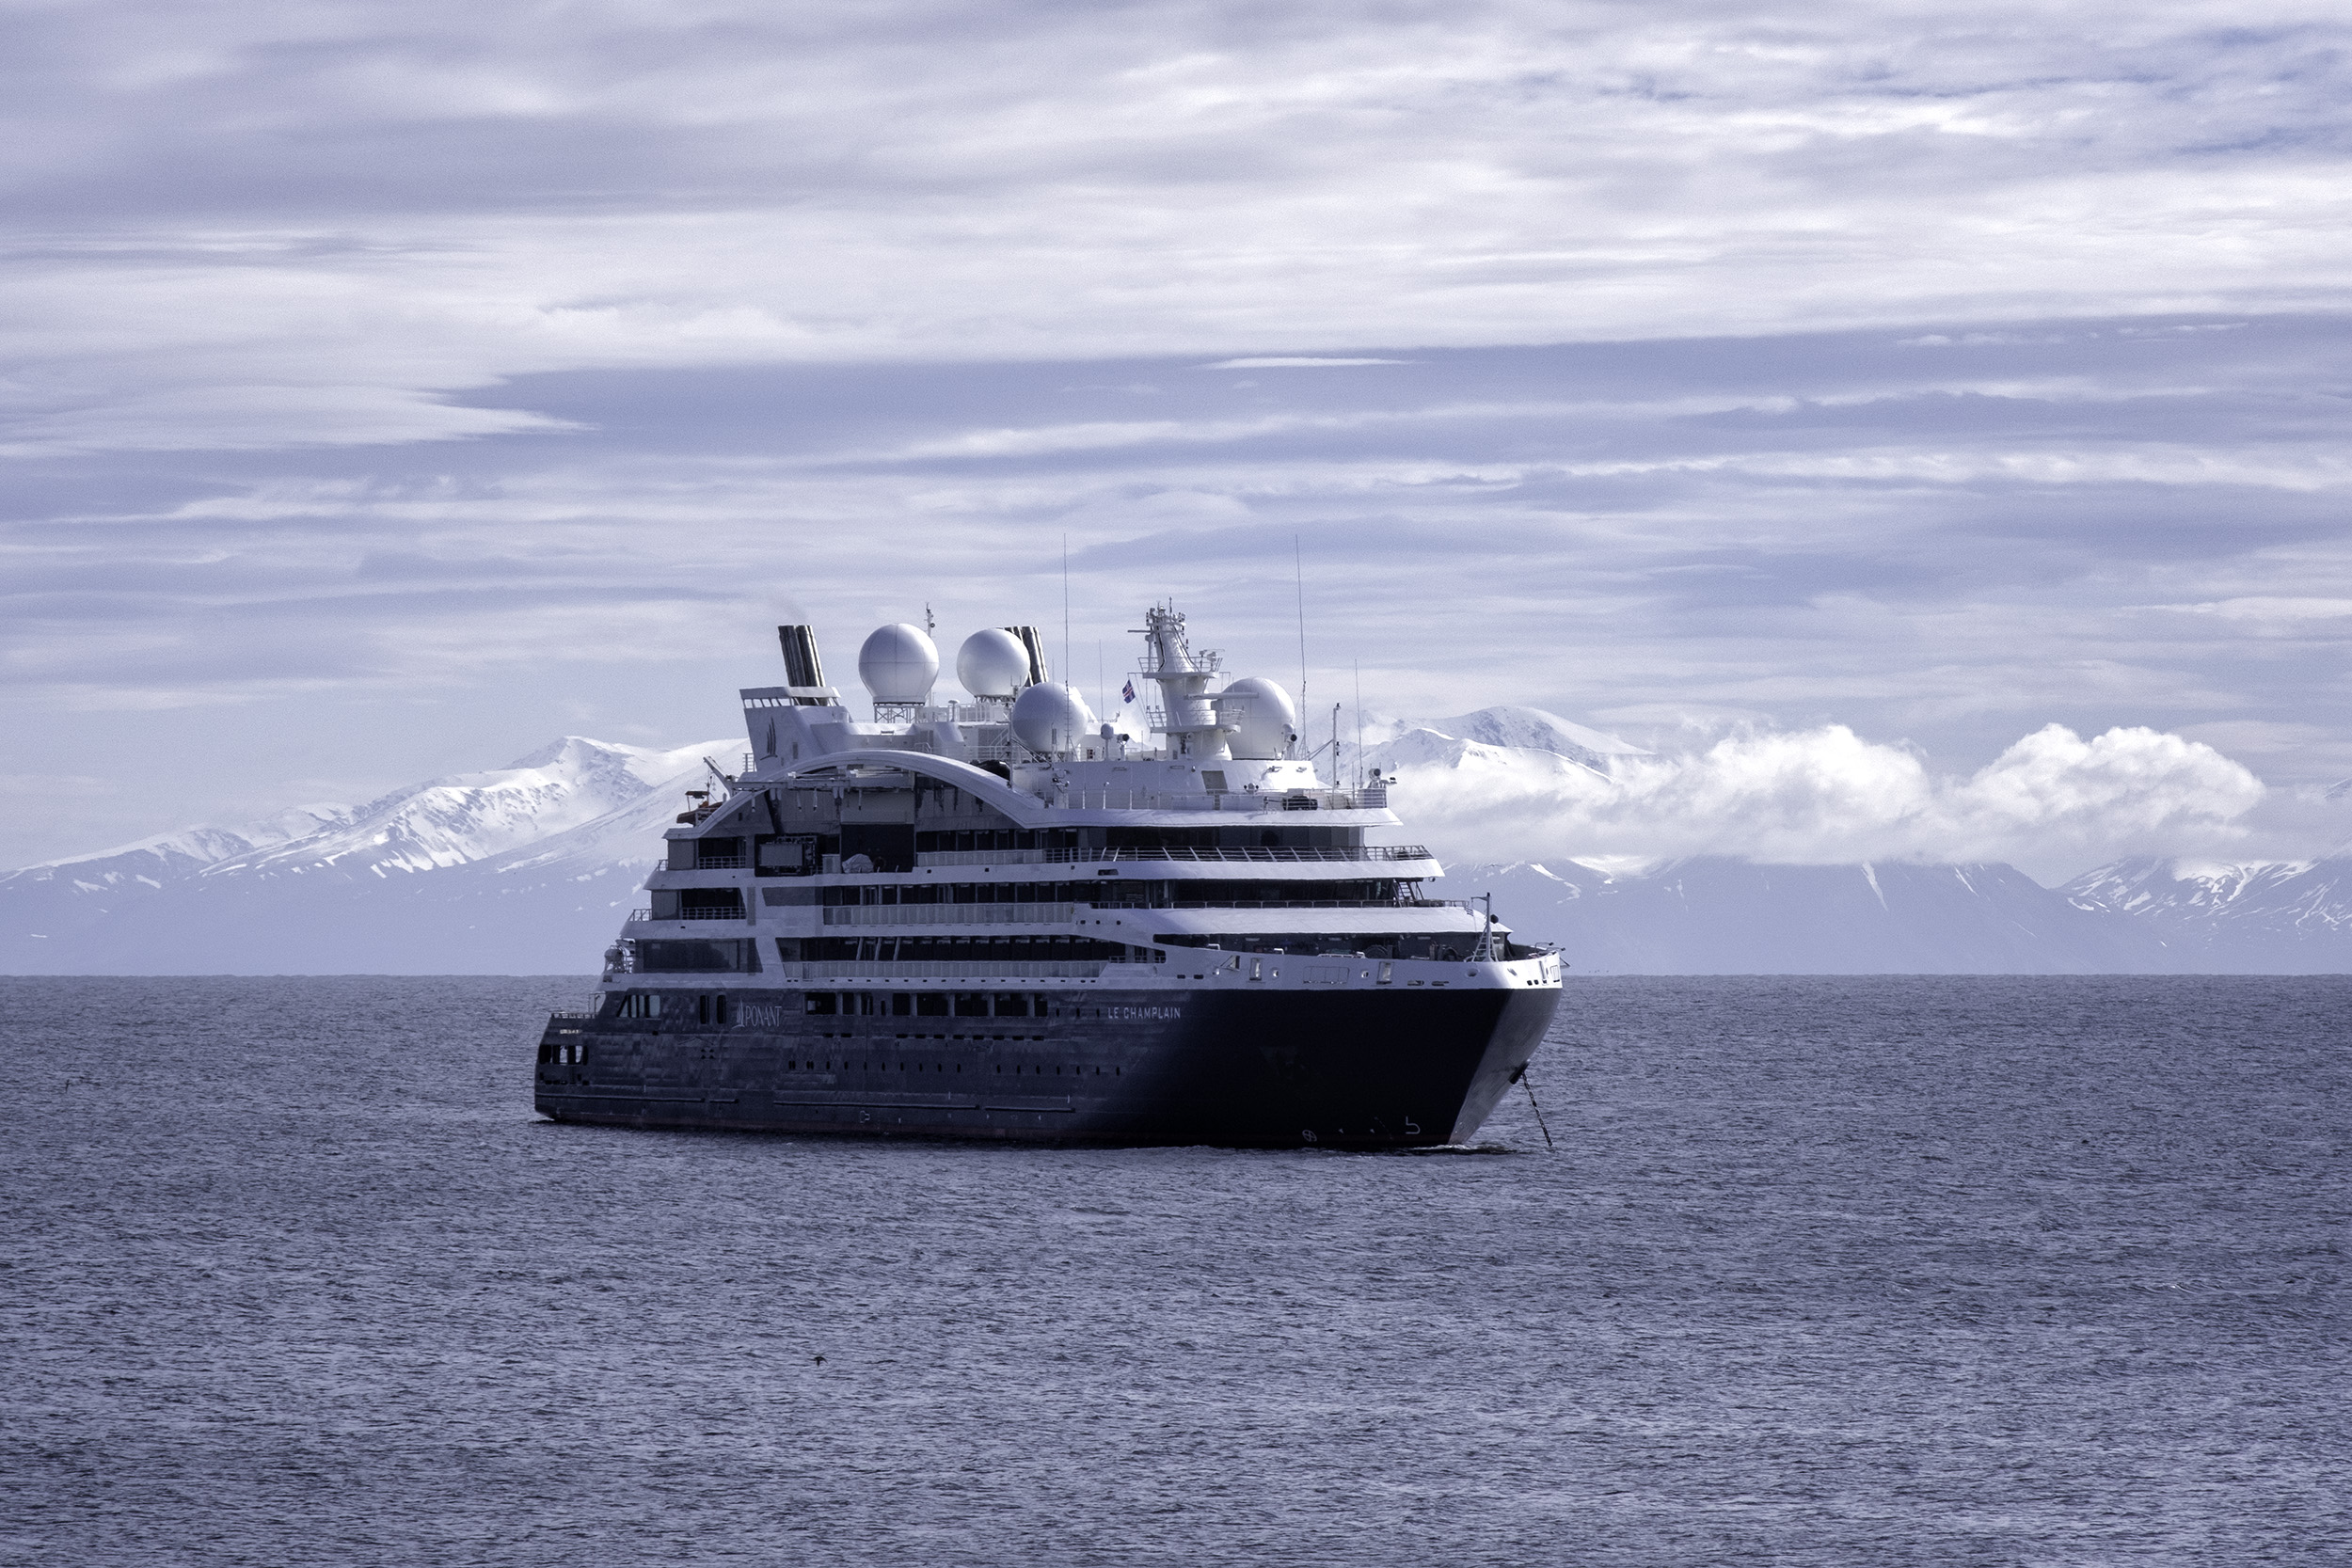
[535,984,1559,1148]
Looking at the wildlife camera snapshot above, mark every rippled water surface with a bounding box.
[3,975,2344,1566]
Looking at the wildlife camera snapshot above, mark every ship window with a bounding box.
[993,993,1028,1017]
[804,992,837,1015]
[953,992,988,1018]
[891,993,912,1016]
[916,992,947,1017]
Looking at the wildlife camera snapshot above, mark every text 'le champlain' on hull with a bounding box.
[534,605,1563,1148]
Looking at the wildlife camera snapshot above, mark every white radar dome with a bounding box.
[858,623,939,704]
[1010,682,1098,755]
[1220,676,1298,759]
[956,627,1031,699]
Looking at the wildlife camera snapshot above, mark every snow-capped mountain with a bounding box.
[2063,857,2352,974]
[1357,705,1649,783]
[14,802,360,888]
[1453,858,2167,974]
[0,737,733,974]
[209,735,724,879]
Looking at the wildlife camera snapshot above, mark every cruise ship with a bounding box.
[534,605,1562,1147]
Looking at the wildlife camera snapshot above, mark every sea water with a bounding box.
[2,975,2343,1566]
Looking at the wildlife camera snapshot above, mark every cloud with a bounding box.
[2154,596,2352,623]
[5,3,2352,863]
[1202,357,1410,369]
[0,383,575,456]
[5,2,2352,453]
[7,314,2349,867]
[1391,721,2279,879]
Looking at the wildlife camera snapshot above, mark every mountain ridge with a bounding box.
[3,714,2343,974]
[0,736,731,974]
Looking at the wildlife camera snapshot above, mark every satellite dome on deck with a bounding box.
[1220,676,1298,759]
[956,627,1031,699]
[1010,682,1097,755]
[858,624,939,704]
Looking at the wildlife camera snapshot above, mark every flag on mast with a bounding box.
[1121,679,1136,704]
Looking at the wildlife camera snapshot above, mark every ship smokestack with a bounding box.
[777,625,826,689]
[1004,626,1050,687]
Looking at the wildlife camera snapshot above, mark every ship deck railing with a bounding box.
[821,898,1472,926]
[1049,786,1388,812]
[823,902,1079,927]
[625,904,748,922]
[1103,896,1473,911]
[915,844,1431,868]
[630,885,1466,929]
[771,959,1111,980]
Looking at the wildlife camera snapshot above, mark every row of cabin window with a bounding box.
[1158,933,1481,960]
[794,878,1407,907]
[805,936,1148,963]
[915,826,1362,851]
[613,990,1057,1020]
[614,990,1173,1032]
[806,990,1051,1017]
[614,992,732,1022]
[689,824,1363,865]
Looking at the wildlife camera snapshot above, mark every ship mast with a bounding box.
[1136,605,1234,760]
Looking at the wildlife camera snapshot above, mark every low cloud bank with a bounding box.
[1388,722,2312,882]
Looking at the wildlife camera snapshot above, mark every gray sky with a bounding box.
[5,0,2348,874]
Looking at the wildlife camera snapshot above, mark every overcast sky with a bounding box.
[5,0,2348,874]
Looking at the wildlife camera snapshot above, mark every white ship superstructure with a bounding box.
[537,603,1561,1146]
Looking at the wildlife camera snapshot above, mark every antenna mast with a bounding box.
[1294,534,1308,714]
[1354,659,1363,790]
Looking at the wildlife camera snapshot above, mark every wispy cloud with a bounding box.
[5,3,2351,453]
[1202,357,1411,369]
[2153,596,2352,623]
